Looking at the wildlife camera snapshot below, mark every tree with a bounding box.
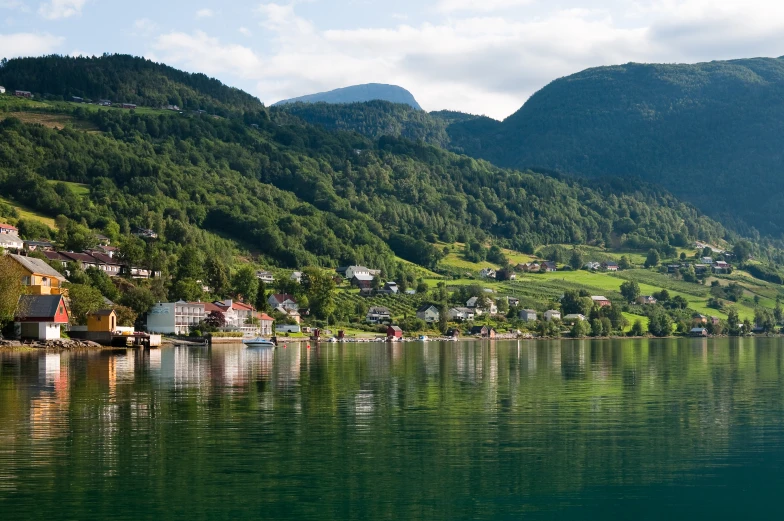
[727,307,741,336]
[0,257,25,330]
[67,284,105,325]
[644,249,660,268]
[204,310,226,329]
[600,317,612,336]
[416,280,428,294]
[775,298,782,323]
[113,305,137,327]
[302,267,335,320]
[561,290,591,315]
[170,278,202,302]
[438,303,448,332]
[371,275,382,290]
[630,319,644,337]
[679,252,687,261]
[591,319,603,337]
[733,240,753,262]
[569,249,583,270]
[648,310,673,337]
[120,285,156,316]
[86,267,119,301]
[177,245,204,280]
[571,319,590,338]
[618,255,632,270]
[205,258,230,297]
[702,246,713,258]
[232,265,259,303]
[620,280,640,303]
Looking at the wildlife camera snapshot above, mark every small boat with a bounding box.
[418,335,429,342]
[328,337,339,343]
[243,338,276,348]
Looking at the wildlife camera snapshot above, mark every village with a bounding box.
[0,213,758,346]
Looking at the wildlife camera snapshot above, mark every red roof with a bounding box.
[259,313,273,321]
[232,301,254,311]
[201,302,226,313]
[0,223,18,231]
[270,294,297,304]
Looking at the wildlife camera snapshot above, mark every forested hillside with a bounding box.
[0,54,262,115]
[275,57,784,238]
[0,102,730,269]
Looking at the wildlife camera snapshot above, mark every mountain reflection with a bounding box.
[0,338,782,520]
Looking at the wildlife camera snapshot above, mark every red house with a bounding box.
[591,296,611,307]
[0,223,18,235]
[15,294,70,340]
[387,325,403,340]
[15,90,32,98]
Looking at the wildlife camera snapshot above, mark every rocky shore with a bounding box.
[0,339,105,351]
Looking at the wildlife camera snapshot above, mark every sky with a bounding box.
[2,0,784,119]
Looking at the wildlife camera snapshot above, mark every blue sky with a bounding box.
[3,0,784,119]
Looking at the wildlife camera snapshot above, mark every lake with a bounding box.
[1,338,784,520]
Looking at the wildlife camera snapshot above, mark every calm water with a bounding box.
[1,339,784,520]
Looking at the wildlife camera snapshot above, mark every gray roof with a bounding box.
[16,295,66,320]
[10,254,67,281]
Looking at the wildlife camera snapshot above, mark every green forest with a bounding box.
[279,57,784,239]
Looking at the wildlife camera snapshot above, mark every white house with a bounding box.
[519,309,538,322]
[479,268,497,279]
[366,306,392,324]
[256,270,275,284]
[544,310,561,322]
[259,313,273,336]
[0,223,18,235]
[268,294,298,313]
[563,314,586,323]
[147,301,205,335]
[416,304,440,323]
[0,86,5,94]
[345,265,372,280]
[290,271,303,284]
[0,234,24,250]
[448,307,476,321]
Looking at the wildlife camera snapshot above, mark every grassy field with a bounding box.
[47,180,90,196]
[0,195,56,229]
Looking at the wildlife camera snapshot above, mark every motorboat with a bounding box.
[418,335,429,342]
[243,338,276,348]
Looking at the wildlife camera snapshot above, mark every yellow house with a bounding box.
[88,309,117,333]
[9,254,68,296]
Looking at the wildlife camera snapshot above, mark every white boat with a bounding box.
[419,335,429,342]
[243,338,276,348]
[328,337,339,343]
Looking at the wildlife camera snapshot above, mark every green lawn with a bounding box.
[47,180,90,196]
[0,195,56,229]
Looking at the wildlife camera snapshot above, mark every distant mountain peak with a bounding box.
[274,83,422,110]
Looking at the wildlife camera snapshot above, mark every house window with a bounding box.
[41,277,50,287]
[22,276,31,286]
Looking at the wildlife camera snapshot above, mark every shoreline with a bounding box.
[2,334,777,352]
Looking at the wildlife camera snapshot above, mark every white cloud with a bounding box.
[0,32,63,58]
[140,0,784,118]
[196,8,214,18]
[132,18,159,36]
[434,0,534,14]
[152,31,262,78]
[38,0,86,20]
[1,1,27,10]
[239,26,252,37]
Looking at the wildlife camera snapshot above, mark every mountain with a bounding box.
[464,57,784,236]
[274,84,422,110]
[0,56,736,271]
[273,58,784,238]
[0,54,263,115]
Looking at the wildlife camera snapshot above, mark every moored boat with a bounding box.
[243,338,276,348]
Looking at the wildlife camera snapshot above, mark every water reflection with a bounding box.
[1,338,784,520]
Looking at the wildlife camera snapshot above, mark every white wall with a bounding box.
[39,323,61,341]
[147,303,176,334]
